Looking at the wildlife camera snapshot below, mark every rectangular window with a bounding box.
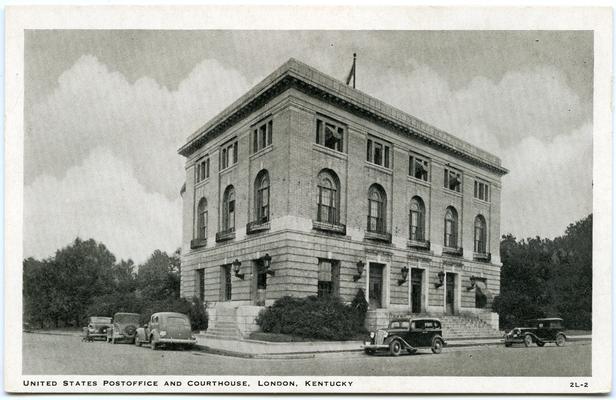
[317,259,339,298]
[196,269,205,302]
[409,153,430,182]
[474,180,490,201]
[315,116,345,152]
[195,156,210,183]
[443,167,462,192]
[221,265,232,301]
[252,118,273,153]
[220,139,238,170]
[366,136,391,168]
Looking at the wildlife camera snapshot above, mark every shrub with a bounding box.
[256,291,368,340]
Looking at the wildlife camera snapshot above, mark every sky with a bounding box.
[23,30,593,263]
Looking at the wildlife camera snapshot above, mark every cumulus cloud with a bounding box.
[362,59,592,238]
[24,147,181,263]
[25,55,252,199]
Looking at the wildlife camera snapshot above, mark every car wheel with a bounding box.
[523,335,533,347]
[555,334,566,347]
[431,338,444,354]
[389,340,402,356]
[364,349,375,355]
[536,341,545,347]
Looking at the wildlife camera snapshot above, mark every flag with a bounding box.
[345,53,356,88]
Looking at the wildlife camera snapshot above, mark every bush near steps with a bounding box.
[255,289,368,341]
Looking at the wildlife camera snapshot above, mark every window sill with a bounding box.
[246,220,271,234]
[442,246,463,256]
[312,143,347,160]
[365,230,392,243]
[190,238,207,249]
[195,178,210,189]
[472,198,491,206]
[312,220,347,235]
[442,188,463,197]
[407,176,431,187]
[219,164,238,175]
[215,229,236,242]
[364,161,392,175]
[250,145,273,160]
[407,239,430,250]
[473,252,491,262]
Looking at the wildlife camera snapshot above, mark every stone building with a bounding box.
[178,58,508,336]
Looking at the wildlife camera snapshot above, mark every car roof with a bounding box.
[391,318,441,323]
[536,318,563,321]
[113,312,140,317]
[152,312,189,318]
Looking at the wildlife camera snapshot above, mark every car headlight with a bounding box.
[160,331,167,337]
[369,332,375,339]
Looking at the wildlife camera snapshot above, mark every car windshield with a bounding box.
[114,314,140,324]
[90,317,111,323]
[167,316,190,327]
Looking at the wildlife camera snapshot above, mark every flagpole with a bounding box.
[353,53,356,89]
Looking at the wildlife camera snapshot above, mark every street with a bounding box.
[23,332,591,376]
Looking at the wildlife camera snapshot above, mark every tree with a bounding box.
[136,249,181,302]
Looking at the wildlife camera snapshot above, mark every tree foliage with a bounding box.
[494,214,592,330]
[22,238,206,330]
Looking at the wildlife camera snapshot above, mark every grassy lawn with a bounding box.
[248,331,367,342]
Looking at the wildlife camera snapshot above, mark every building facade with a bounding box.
[178,59,508,333]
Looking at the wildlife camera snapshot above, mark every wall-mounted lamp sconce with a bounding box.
[232,259,244,280]
[353,260,365,282]
[434,270,445,288]
[466,276,477,291]
[263,253,274,276]
[398,266,409,286]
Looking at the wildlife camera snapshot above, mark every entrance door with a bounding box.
[253,260,267,306]
[410,269,423,313]
[445,273,455,314]
[368,263,384,309]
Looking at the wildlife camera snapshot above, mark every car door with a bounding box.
[149,315,159,339]
[420,320,435,347]
[407,320,424,347]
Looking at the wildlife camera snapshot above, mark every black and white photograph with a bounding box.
[5,5,612,394]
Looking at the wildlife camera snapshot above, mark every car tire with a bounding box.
[555,334,566,347]
[523,335,533,347]
[364,349,375,355]
[537,341,545,347]
[431,338,444,354]
[389,340,402,356]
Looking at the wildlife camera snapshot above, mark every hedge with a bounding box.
[255,289,368,341]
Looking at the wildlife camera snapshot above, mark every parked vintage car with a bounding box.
[504,317,567,347]
[106,312,141,344]
[82,316,112,341]
[135,312,197,350]
[363,318,446,356]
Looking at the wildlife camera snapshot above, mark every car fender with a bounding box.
[385,335,414,350]
[432,334,445,345]
[556,331,567,339]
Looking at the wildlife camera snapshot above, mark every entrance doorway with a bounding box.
[368,263,384,309]
[410,269,423,313]
[445,273,456,314]
[253,259,267,306]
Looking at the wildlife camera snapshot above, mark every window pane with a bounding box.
[374,143,383,165]
[367,139,372,162]
[268,121,273,145]
[316,119,322,144]
[384,146,390,168]
[233,142,238,164]
[253,130,258,153]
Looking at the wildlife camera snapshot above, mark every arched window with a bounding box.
[255,171,270,222]
[222,186,235,231]
[197,198,208,239]
[368,185,386,233]
[474,215,487,254]
[317,170,340,224]
[410,197,425,241]
[444,207,458,248]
